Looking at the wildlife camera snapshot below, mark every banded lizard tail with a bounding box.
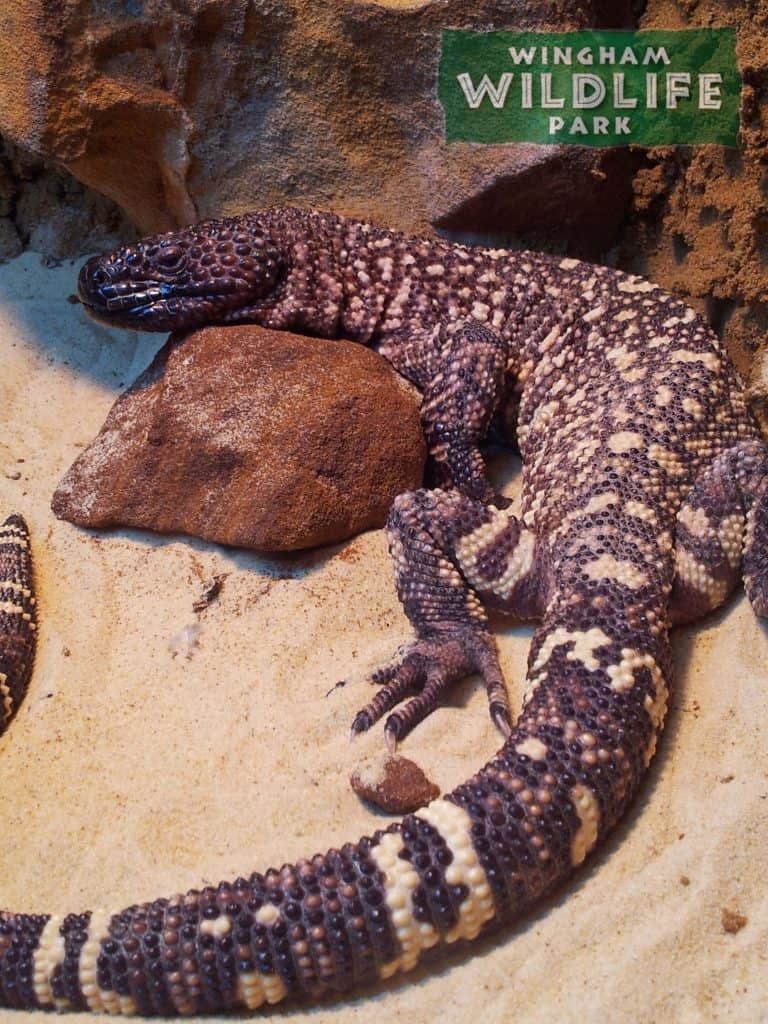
[0,208,766,1013]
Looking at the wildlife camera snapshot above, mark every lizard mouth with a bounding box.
[81,288,170,318]
[77,253,280,332]
[79,292,193,332]
[77,262,256,332]
[77,258,182,329]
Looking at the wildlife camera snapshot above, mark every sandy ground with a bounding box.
[0,252,766,1024]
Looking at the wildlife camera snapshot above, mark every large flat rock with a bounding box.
[51,325,425,551]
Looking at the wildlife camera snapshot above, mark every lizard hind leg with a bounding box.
[733,440,768,617]
[670,439,768,624]
[352,487,542,749]
[669,451,747,625]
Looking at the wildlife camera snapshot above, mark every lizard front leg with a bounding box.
[379,321,510,503]
[352,487,544,749]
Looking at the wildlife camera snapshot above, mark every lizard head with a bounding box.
[77,216,284,332]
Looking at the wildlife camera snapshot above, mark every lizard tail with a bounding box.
[0,515,36,735]
[0,516,670,1015]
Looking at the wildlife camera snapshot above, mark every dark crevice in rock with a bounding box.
[434,149,647,262]
[0,135,136,263]
[706,295,737,336]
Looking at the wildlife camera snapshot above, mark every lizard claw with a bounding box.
[384,723,398,754]
[351,629,511,748]
[490,702,513,738]
[349,709,375,740]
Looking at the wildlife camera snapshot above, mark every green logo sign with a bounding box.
[439,29,739,147]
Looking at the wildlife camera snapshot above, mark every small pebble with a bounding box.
[193,574,227,613]
[721,908,748,934]
[351,753,439,814]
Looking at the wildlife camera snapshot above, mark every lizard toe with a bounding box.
[352,628,510,748]
[350,661,421,738]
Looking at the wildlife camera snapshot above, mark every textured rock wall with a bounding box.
[614,0,768,385]
[0,0,638,257]
[0,0,765,383]
[0,136,135,261]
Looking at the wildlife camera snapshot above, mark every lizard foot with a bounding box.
[350,629,511,751]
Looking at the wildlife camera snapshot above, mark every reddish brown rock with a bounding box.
[720,907,748,934]
[52,326,425,551]
[350,753,440,814]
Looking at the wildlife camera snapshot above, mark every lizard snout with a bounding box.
[77,255,113,306]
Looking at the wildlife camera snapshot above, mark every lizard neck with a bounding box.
[248,210,567,374]
[333,218,560,362]
[239,208,347,337]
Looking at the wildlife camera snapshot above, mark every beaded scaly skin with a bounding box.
[0,208,766,1013]
[0,516,36,733]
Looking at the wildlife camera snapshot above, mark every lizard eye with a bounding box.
[156,245,186,270]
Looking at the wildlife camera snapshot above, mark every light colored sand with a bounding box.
[0,252,766,1023]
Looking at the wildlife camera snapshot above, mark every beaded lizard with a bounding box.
[0,207,766,1014]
